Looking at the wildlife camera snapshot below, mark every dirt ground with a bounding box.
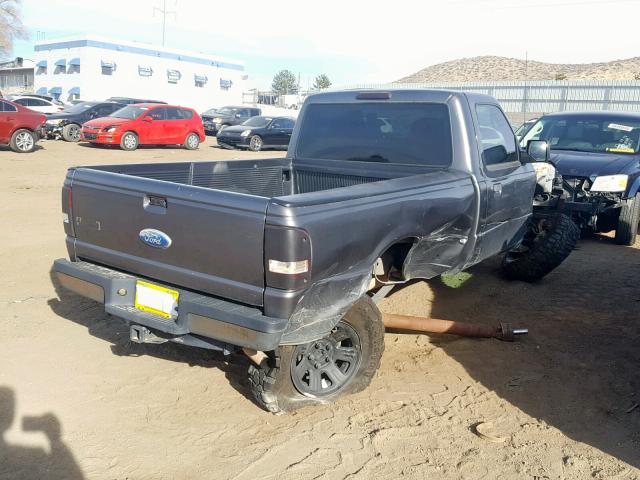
[0,138,639,480]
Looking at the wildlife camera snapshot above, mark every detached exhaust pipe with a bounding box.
[382,313,527,342]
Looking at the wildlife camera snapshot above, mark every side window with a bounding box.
[282,119,295,129]
[149,107,167,121]
[166,107,180,120]
[92,105,112,118]
[15,98,28,106]
[476,104,518,166]
[271,119,283,128]
[166,108,192,120]
[1,101,17,112]
[33,99,48,107]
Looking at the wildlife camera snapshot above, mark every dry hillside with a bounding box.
[398,55,640,82]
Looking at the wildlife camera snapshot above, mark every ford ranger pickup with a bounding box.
[52,89,577,412]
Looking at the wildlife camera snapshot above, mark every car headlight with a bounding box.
[213,118,222,123]
[46,119,64,125]
[590,174,628,192]
[104,126,119,133]
[240,130,252,137]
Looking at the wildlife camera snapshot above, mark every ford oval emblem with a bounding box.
[139,229,172,249]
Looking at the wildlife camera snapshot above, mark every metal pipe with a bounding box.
[382,313,527,342]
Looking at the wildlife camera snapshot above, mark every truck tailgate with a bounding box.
[68,168,268,306]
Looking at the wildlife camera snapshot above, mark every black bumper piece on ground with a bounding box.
[53,259,288,351]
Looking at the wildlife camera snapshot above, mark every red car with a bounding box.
[0,99,46,153]
[81,104,205,151]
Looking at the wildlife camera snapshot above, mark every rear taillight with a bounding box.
[63,185,74,236]
[265,226,311,290]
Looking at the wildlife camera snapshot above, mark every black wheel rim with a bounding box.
[290,321,361,398]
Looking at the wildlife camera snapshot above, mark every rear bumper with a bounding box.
[52,258,288,351]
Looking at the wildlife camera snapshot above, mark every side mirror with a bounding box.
[143,116,153,122]
[527,140,550,162]
[235,113,242,119]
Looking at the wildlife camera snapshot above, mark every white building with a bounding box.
[33,36,247,111]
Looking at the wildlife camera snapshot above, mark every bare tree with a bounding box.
[0,0,27,58]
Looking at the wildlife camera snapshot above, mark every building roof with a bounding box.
[34,35,244,72]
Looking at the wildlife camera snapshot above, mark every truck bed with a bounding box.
[94,158,428,198]
[65,158,447,309]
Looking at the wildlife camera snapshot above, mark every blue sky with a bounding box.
[12,0,640,89]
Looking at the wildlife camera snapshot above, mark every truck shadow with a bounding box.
[47,270,262,409]
[398,234,640,468]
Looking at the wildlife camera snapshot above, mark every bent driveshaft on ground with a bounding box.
[382,313,528,342]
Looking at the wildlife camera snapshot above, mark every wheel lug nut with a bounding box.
[325,345,330,351]
[314,362,319,368]
[315,344,320,349]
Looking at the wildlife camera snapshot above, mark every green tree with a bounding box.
[313,74,332,90]
[0,0,26,59]
[271,69,298,95]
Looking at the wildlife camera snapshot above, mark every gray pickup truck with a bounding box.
[53,89,577,413]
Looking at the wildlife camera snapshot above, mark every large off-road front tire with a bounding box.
[248,296,385,414]
[615,193,640,246]
[502,213,579,282]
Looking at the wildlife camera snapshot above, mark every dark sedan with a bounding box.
[43,101,126,141]
[216,116,295,151]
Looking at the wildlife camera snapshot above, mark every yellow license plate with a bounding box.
[134,280,179,318]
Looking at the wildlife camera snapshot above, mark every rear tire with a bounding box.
[248,135,263,152]
[183,132,200,150]
[248,296,385,414]
[9,129,36,153]
[62,123,81,142]
[615,194,640,246]
[119,132,138,151]
[502,213,579,282]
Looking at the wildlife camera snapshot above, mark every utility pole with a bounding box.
[523,51,529,124]
[153,0,176,47]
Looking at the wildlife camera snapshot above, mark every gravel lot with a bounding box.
[0,138,639,480]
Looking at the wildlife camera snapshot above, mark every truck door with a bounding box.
[474,104,536,257]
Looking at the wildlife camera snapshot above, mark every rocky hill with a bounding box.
[398,56,640,82]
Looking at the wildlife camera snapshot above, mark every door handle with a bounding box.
[493,183,502,195]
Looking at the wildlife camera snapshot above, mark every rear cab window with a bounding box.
[296,102,453,166]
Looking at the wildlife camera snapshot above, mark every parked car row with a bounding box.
[1,96,294,153]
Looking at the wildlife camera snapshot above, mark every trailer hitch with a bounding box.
[382,313,528,341]
[129,325,169,344]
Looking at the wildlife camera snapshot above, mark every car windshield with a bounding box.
[109,106,149,119]
[521,115,640,154]
[202,108,218,115]
[296,103,453,166]
[63,102,96,114]
[242,116,272,127]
